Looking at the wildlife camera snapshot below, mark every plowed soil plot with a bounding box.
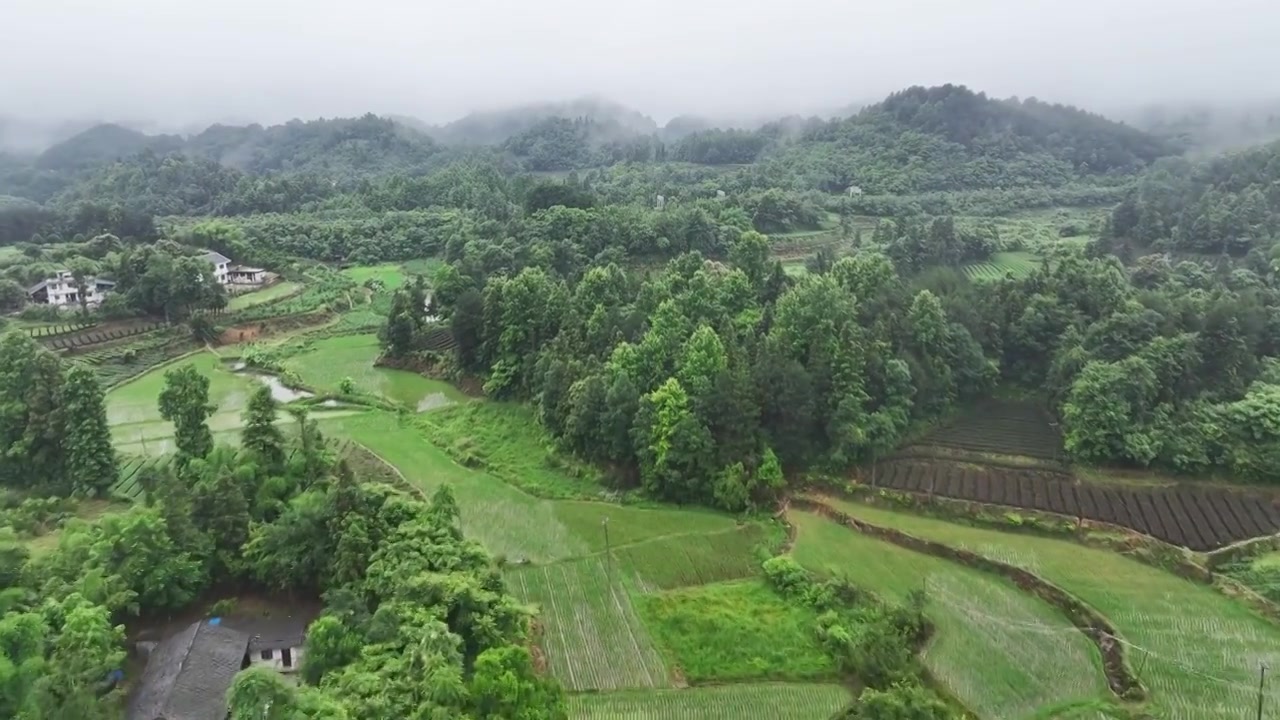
[872,459,1280,550]
[914,399,1062,460]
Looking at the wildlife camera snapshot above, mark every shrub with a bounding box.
[763,555,811,598]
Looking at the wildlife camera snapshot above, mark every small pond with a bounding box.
[229,361,314,403]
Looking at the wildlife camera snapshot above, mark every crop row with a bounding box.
[916,399,1063,460]
[421,325,457,353]
[25,320,97,338]
[615,525,767,592]
[568,684,852,720]
[871,459,1280,550]
[507,557,671,691]
[111,455,171,501]
[45,322,165,351]
[91,338,199,388]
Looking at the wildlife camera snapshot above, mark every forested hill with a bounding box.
[761,85,1179,194]
[0,84,1187,236]
[34,123,185,172]
[182,114,443,176]
[429,97,659,146]
[1108,138,1280,255]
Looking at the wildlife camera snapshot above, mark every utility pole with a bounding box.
[1258,663,1268,720]
[602,517,611,584]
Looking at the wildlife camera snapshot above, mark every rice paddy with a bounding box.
[507,556,672,691]
[105,352,258,455]
[567,683,851,720]
[282,333,467,410]
[789,508,1106,719]
[819,498,1280,720]
[341,263,408,289]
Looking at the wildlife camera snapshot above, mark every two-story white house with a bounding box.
[27,270,116,307]
[201,249,232,285]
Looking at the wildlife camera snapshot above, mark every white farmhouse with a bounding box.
[201,249,232,285]
[27,270,116,307]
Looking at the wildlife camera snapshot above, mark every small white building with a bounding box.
[228,264,268,286]
[250,640,304,674]
[201,250,232,285]
[27,270,115,307]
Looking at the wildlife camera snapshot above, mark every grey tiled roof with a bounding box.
[220,614,309,653]
[201,250,232,266]
[127,621,249,720]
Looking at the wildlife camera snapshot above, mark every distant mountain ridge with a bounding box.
[0,86,1185,202]
[427,97,660,146]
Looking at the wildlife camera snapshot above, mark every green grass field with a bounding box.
[283,333,467,410]
[402,258,443,277]
[613,523,772,592]
[328,412,740,564]
[330,412,583,562]
[226,281,301,310]
[342,264,407,290]
[963,251,1042,281]
[638,580,833,683]
[508,556,671,691]
[781,260,809,277]
[789,509,1106,719]
[420,402,602,497]
[820,498,1280,720]
[567,683,851,720]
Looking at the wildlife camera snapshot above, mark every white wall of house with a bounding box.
[35,271,107,307]
[213,261,229,285]
[249,645,304,674]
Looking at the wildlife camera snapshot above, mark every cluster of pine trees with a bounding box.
[387,232,992,510]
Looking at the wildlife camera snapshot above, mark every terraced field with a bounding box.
[111,455,171,501]
[226,281,302,310]
[282,333,467,410]
[106,352,259,455]
[614,524,771,592]
[341,263,407,289]
[910,398,1063,460]
[507,556,671,691]
[328,412,740,564]
[871,458,1280,550]
[821,498,1280,720]
[963,251,1041,281]
[790,509,1107,718]
[568,683,851,720]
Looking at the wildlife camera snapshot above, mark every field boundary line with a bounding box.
[602,556,668,689]
[539,565,580,689]
[791,497,1145,702]
[344,440,428,500]
[541,525,755,566]
[104,347,204,392]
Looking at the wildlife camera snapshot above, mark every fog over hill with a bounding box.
[3,0,1277,145]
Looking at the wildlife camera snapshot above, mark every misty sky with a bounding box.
[4,0,1278,127]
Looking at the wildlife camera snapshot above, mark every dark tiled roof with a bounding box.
[201,250,232,266]
[220,614,309,653]
[127,621,249,720]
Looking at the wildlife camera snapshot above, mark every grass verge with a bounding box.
[638,579,834,683]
